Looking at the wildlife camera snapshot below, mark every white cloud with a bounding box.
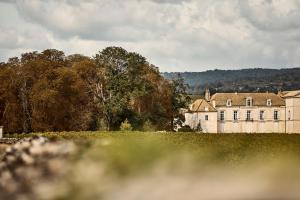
[239,0,300,31]
[1,0,300,71]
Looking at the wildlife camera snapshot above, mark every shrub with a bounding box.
[178,125,194,132]
[120,119,133,131]
[196,123,203,133]
[142,120,156,132]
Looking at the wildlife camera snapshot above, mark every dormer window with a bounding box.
[226,99,232,107]
[246,97,252,107]
[267,99,272,106]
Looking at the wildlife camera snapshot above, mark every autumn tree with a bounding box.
[0,47,189,133]
[31,67,91,131]
[0,62,23,133]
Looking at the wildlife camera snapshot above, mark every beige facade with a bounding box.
[282,91,300,133]
[184,98,218,133]
[216,106,285,133]
[185,112,217,133]
[185,90,300,133]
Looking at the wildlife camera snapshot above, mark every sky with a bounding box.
[1,0,300,72]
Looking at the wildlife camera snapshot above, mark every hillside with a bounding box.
[162,68,300,95]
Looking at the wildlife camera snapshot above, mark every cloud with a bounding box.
[12,0,181,41]
[0,28,20,49]
[1,0,300,71]
[239,0,300,32]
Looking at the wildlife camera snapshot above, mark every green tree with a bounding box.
[93,47,157,130]
[170,74,191,129]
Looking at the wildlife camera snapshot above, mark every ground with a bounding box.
[1,132,300,199]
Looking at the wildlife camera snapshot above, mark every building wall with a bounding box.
[185,93,300,133]
[286,97,300,133]
[185,112,218,133]
[216,106,286,133]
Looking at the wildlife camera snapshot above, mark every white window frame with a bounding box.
[205,115,208,121]
[260,110,265,121]
[220,111,225,121]
[246,110,251,121]
[246,97,252,107]
[267,99,272,107]
[233,110,238,121]
[226,99,232,107]
[274,110,279,121]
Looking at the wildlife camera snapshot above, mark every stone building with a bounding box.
[281,91,300,133]
[185,99,217,133]
[185,90,300,133]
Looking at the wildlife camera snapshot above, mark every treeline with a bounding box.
[162,68,300,94]
[0,47,189,133]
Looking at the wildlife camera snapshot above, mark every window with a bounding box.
[220,111,225,121]
[246,97,252,107]
[274,110,279,121]
[233,111,238,121]
[226,99,232,107]
[246,110,251,121]
[288,110,291,120]
[260,110,265,121]
[267,99,272,106]
[205,115,208,121]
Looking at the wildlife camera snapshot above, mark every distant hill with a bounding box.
[162,68,300,95]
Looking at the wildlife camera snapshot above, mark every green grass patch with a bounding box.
[4,132,300,200]
[5,132,300,175]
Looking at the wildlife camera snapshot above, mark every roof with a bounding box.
[210,92,285,107]
[189,99,217,112]
[280,90,300,98]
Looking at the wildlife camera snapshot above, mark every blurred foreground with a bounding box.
[1,132,300,200]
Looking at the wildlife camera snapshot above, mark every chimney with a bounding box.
[205,88,210,101]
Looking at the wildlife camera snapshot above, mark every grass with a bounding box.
[4,132,300,199]
[6,131,300,169]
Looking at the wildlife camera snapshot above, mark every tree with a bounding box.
[31,67,91,131]
[170,74,191,130]
[93,47,159,130]
[0,63,23,133]
[0,47,184,133]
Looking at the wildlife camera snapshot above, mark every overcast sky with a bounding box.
[1,0,300,72]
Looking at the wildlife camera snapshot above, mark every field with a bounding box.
[2,132,300,199]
